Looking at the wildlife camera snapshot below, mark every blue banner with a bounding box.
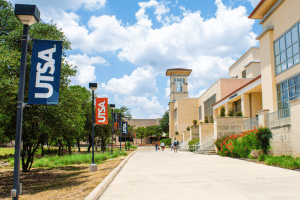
[28,39,63,105]
[122,122,128,134]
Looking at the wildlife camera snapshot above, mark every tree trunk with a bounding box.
[77,138,81,152]
[58,140,62,156]
[67,140,72,155]
[101,138,106,152]
[41,145,44,157]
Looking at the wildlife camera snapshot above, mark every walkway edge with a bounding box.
[85,149,138,200]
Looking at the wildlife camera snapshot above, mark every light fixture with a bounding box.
[89,83,98,91]
[14,4,40,25]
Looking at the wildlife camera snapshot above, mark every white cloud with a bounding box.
[247,0,260,7]
[67,54,107,85]
[165,79,170,98]
[114,95,165,119]
[101,68,158,96]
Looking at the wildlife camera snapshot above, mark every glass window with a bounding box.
[287,47,293,59]
[282,81,288,90]
[280,37,286,52]
[286,31,292,47]
[281,51,286,62]
[293,42,299,55]
[174,78,184,92]
[288,58,293,68]
[289,86,295,98]
[204,94,216,123]
[289,78,295,87]
[275,55,280,66]
[278,102,282,110]
[277,92,282,101]
[275,41,280,55]
[199,106,202,120]
[277,75,300,110]
[276,65,281,74]
[295,75,300,85]
[294,53,300,64]
[242,69,246,78]
[282,89,288,100]
[282,100,289,109]
[281,62,287,71]
[292,26,298,44]
[296,84,300,96]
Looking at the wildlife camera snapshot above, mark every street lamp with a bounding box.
[109,104,115,156]
[12,4,40,200]
[89,83,98,172]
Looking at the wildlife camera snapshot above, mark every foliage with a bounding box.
[204,116,209,123]
[214,136,228,151]
[256,127,273,154]
[188,139,199,152]
[229,110,234,116]
[218,129,260,158]
[186,126,190,131]
[159,111,169,136]
[210,115,214,123]
[0,147,14,156]
[160,138,171,146]
[175,131,179,135]
[235,111,243,116]
[220,106,226,117]
[192,120,197,127]
[125,141,132,150]
[257,155,300,170]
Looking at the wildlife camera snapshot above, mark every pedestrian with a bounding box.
[161,142,165,151]
[171,142,174,151]
[155,142,158,151]
[173,138,179,153]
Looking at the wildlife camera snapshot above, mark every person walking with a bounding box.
[155,142,158,151]
[161,142,165,151]
[173,138,179,153]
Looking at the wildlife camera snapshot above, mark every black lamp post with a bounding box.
[109,104,115,155]
[89,83,98,172]
[12,4,40,200]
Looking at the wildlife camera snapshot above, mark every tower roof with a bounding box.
[166,68,192,76]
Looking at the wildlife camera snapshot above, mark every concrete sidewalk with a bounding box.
[99,147,300,200]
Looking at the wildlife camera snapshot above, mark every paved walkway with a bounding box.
[99,147,300,200]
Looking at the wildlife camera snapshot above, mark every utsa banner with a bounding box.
[96,98,108,125]
[122,122,128,134]
[28,39,63,105]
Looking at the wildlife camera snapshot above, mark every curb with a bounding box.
[85,149,138,200]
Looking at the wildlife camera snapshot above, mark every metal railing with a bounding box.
[178,139,190,151]
[267,108,290,127]
[195,133,215,154]
[244,116,258,131]
[189,142,200,152]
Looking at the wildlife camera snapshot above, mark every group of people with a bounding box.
[155,138,179,153]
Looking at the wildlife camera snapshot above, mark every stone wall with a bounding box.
[183,131,190,141]
[270,125,294,156]
[190,127,199,140]
[199,123,214,142]
[214,117,248,140]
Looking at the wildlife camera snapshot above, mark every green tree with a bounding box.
[0,0,76,171]
[135,127,146,144]
[159,111,169,136]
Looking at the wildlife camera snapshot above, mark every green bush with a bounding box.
[175,131,179,135]
[160,138,171,146]
[227,109,234,117]
[187,126,190,131]
[214,136,228,151]
[204,116,209,123]
[188,139,199,152]
[256,127,273,154]
[220,106,226,117]
[125,141,132,150]
[235,111,243,116]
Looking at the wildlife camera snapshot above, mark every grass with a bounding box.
[258,155,300,170]
[0,148,14,156]
[32,150,128,168]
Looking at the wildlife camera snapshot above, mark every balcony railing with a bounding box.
[244,116,258,131]
[267,108,290,127]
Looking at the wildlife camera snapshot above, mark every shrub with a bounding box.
[199,121,203,124]
[193,120,197,127]
[160,138,171,146]
[125,141,132,150]
[220,106,226,117]
[256,127,273,154]
[235,111,243,116]
[188,139,199,152]
[175,131,179,135]
[214,136,228,151]
[227,109,234,116]
[204,116,209,123]
[186,126,190,131]
[210,115,214,123]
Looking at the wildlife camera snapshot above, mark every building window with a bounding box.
[242,70,246,78]
[174,109,177,122]
[274,22,300,75]
[277,74,300,110]
[199,106,202,120]
[174,78,185,92]
[204,94,216,122]
[234,99,241,113]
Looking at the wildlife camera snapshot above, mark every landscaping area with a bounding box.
[215,127,300,170]
[0,146,137,199]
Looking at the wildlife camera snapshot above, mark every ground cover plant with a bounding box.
[188,139,199,152]
[218,127,272,158]
[257,155,300,170]
[0,148,14,156]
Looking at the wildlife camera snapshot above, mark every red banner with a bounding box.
[96,98,108,125]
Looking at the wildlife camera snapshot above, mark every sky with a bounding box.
[10,0,262,119]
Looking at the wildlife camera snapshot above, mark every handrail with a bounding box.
[195,133,215,154]
[267,108,290,127]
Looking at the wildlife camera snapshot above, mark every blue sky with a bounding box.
[10,0,262,119]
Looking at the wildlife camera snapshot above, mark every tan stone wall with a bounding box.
[251,92,262,117]
[190,127,199,140]
[214,117,248,140]
[169,102,175,137]
[183,131,190,141]
[270,125,293,156]
[199,123,214,141]
[229,47,260,78]
[125,118,161,128]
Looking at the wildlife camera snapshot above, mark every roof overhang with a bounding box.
[166,68,192,76]
[248,0,278,19]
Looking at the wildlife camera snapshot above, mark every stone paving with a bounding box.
[99,147,300,200]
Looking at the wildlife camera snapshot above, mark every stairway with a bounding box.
[195,133,217,155]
